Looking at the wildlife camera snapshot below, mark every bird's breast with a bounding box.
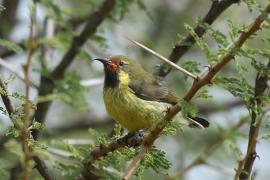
[103,85,167,131]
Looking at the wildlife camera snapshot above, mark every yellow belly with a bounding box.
[103,86,168,131]
[103,70,187,131]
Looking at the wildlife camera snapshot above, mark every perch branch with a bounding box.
[81,133,144,179]
[122,3,270,179]
[156,0,240,77]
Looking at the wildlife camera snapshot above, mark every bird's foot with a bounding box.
[121,129,145,147]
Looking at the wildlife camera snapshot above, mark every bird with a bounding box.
[94,55,209,132]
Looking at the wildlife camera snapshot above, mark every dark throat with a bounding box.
[104,71,119,88]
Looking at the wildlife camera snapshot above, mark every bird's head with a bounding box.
[94,55,130,75]
[94,55,135,88]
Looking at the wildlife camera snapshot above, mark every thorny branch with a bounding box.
[122,3,270,179]
[32,0,116,139]
[236,60,270,180]
[156,0,240,78]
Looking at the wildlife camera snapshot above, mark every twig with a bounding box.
[205,162,234,176]
[0,76,18,128]
[237,60,270,180]
[47,147,73,159]
[32,156,54,180]
[0,0,19,38]
[156,0,240,77]
[22,2,36,179]
[0,58,38,88]
[32,0,117,140]
[127,38,198,80]
[121,4,270,179]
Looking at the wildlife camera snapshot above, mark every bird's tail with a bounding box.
[187,115,209,129]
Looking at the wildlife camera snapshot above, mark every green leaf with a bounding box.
[136,146,171,178]
[178,99,198,117]
[90,34,108,49]
[195,89,212,99]
[29,121,45,131]
[5,126,20,138]
[225,140,243,159]
[184,24,216,63]
[136,0,152,20]
[54,72,88,109]
[88,128,108,145]
[214,76,253,104]
[243,0,259,12]
[227,19,239,40]
[201,22,229,47]
[180,61,201,74]
[0,39,23,54]
[0,5,5,13]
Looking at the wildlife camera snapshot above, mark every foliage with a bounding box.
[0,0,270,180]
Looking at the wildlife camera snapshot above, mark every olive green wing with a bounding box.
[128,79,178,105]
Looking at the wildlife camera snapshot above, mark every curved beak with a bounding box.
[94,58,107,64]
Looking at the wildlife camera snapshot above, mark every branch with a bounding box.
[0,57,38,86]
[0,77,54,180]
[122,4,270,179]
[0,0,19,38]
[156,0,240,77]
[0,76,18,128]
[51,0,116,79]
[32,0,116,139]
[22,2,37,179]
[81,133,144,179]
[237,60,270,179]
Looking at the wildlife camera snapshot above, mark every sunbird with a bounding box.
[95,55,209,132]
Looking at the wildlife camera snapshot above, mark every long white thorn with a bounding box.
[127,37,198,80]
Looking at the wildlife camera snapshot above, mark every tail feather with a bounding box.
[187,115,210,129]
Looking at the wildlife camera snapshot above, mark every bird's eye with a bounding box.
[119,61,124,66]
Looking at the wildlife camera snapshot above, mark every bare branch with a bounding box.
[121,4,270,179]
[156,0,240,77]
